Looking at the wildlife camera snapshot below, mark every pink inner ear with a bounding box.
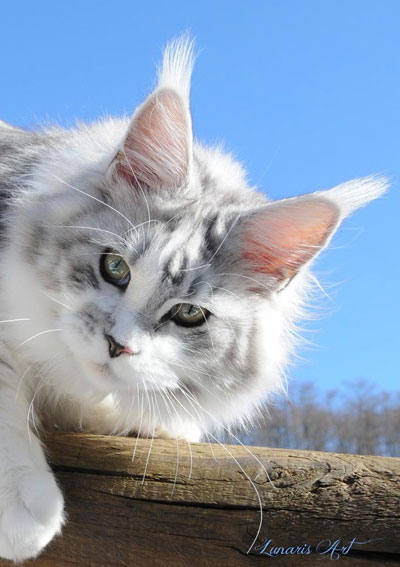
[115,88,190,190]
[242,198,339,280]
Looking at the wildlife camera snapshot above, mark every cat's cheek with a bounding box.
[56,320,110,390]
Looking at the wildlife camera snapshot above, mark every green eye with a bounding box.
[171,303,210,327]
[100,251,131,288]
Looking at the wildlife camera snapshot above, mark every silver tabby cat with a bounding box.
[0,37,387,560]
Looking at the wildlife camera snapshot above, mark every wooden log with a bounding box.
[1,433,399,566]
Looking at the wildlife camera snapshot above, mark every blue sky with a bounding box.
[2,1,399,393]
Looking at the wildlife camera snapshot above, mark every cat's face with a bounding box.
[29,140,336,413]
[52,190,261,398]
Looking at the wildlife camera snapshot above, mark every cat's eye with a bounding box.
[100,251,131,289]
[171,303,210,327]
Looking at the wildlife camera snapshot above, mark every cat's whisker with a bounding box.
[140,223,146,254]
[203,214,241,269]
[205,432,220,463]
[123,219,161,239]
[0,318,30,324]
[179,263,211,273]
[152,388,183,496]
[213,272,272,294]
[167,386,264,554]
[200,294,241,350]
[210,284,242,302]
[16,328,64,350]
[120,146,152,230]
[180,213,241,277]
[185,438,194,481]
[165,360,272,479]
[199,306,214,351]
[214,313,241,351]
[52,174,137,233]
[45,225,129,246]
[43,293,74,313]
[26,353,61,442]
[159,387,190,488]
[136,374,154,462]
[75,252,124,257]
[141,387,156,485]
[170,361,230,403]
[161,386,193,485]
[27,380,43,442]
[168,360,220,382]
[15,362,35,402]
[178,344,208,358]
[172,438,180,497]
[124,386,136,435]
[177,384,275,489]
[132,381,144,462]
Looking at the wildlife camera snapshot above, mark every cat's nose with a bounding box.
[105,334,135,358]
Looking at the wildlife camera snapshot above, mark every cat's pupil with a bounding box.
[182,304,200,318]
[110,259,122,274]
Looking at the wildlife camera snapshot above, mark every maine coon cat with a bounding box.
[0,36,387,561]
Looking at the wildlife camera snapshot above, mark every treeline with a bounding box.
[239,380,400,457]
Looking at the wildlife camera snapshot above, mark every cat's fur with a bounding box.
[0,37,387,561]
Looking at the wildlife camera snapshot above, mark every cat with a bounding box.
[0,36,387,561]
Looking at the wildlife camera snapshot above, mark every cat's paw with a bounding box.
[0,470,65,562]
[153,422,202,443]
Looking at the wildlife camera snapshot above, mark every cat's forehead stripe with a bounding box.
[68,262,100,290]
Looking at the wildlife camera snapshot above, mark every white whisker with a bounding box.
[0,318,30,324]
[180,384,275,489]
[167,387,264,554]
[52,174,137,233]
[44,293,74,312]
[15,363,35,402]
[45,225,128,245]
[132,382,144,462]
[141,388,156,484]
[16,329,63,350]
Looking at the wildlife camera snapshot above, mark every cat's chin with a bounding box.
[81,360,128,392]
[82,360,178,394]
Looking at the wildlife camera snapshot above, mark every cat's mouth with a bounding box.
[86,361,110,375]
[84,359,161,392]
[84,360,127,389]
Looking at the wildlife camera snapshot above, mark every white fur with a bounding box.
[157,34,195,100]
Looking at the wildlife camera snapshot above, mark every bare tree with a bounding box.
[240,380,400,457]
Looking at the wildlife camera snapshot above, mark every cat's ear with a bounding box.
[109,37,194,191]
[239,197,340,285]
[237,176,388,289]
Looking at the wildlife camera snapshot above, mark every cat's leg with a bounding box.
[0,345,64,561]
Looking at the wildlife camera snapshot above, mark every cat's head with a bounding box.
[9,37,387,433]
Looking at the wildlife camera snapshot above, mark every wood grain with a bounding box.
[1,433,399,566]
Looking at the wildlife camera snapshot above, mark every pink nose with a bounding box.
[105,334,135,358]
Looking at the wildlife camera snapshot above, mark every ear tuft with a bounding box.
[157,33,195,100]
[317,175,389,218]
